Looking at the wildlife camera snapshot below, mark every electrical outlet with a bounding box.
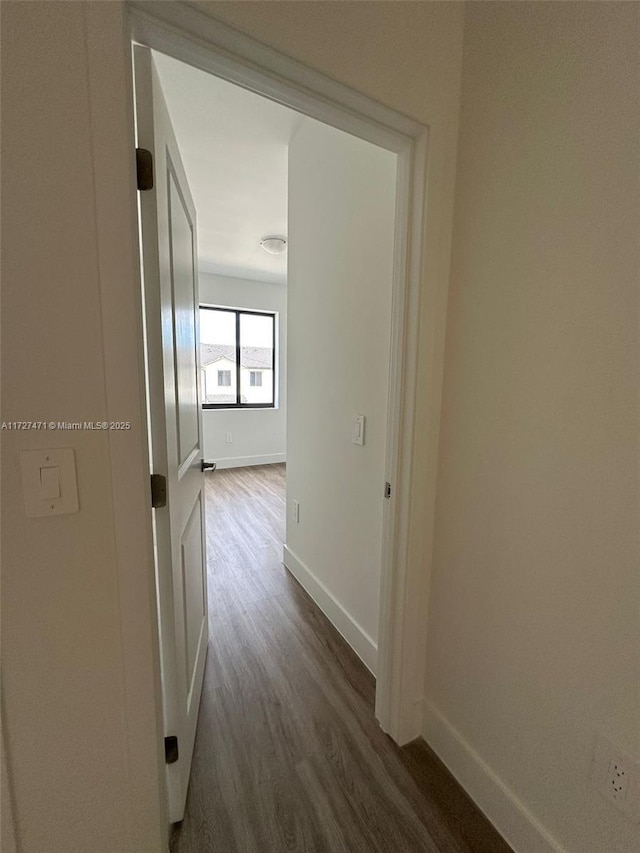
[291,499,299,523]
[592,733,640,822]
[607,759,628,803]
[225,433,232,444]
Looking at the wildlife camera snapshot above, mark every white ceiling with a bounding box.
[154,51,301,285]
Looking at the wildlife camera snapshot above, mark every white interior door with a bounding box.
[134,45,208,824]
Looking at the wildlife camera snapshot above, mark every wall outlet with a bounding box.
[225,433,232,444]
[592,733,640,822]
[607,759,628,803]
[291,499,300,523]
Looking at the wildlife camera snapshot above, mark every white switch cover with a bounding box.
[352,415,365,446]
[20,449,79,517]
[40,466,61,500]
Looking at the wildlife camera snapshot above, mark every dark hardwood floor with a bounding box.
[171,463,512,853]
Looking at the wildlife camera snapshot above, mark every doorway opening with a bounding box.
[128,5,430,843]
[138,46,400,826]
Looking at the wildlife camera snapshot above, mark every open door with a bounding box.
[134,46,208,824]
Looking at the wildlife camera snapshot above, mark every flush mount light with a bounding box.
[260,236,287,255]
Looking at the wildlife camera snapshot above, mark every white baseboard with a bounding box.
[214,453,286,470]
[421,699,566,853]
[282,545,377,675]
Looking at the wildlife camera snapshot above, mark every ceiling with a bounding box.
[154,51,301,285]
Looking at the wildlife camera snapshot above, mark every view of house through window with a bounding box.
[200,306,276,408]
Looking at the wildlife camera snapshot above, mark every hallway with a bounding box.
[171,464,512,853]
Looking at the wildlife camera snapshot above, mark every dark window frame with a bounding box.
[200,306,276,409]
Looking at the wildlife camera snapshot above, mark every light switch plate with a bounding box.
[353,414,365,446]
[20,448,79,517]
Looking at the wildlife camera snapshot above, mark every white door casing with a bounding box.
[134,45,209,824]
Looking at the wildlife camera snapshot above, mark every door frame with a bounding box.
[126,0,429,745]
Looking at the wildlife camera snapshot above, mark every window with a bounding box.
[200,306,276,408]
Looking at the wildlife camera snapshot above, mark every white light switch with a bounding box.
[352,414,365,446]
[20,449,79,517]
[39,466,61,500]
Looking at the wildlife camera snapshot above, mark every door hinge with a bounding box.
[164,736,179,765]
[385,482,392,499]
[136,147,154,191]
[150,474,167,508]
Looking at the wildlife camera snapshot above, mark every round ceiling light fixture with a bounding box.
[260,236,287,255]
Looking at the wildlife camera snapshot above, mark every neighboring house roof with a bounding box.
[200,344,234,365]
[201,344,272,369]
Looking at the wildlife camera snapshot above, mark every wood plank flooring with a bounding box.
[170,463,512,853]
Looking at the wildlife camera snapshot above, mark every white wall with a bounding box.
[424,4,639,853]
[200,272,286,468]
[285,119,397,672]
[1,3,165,853]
